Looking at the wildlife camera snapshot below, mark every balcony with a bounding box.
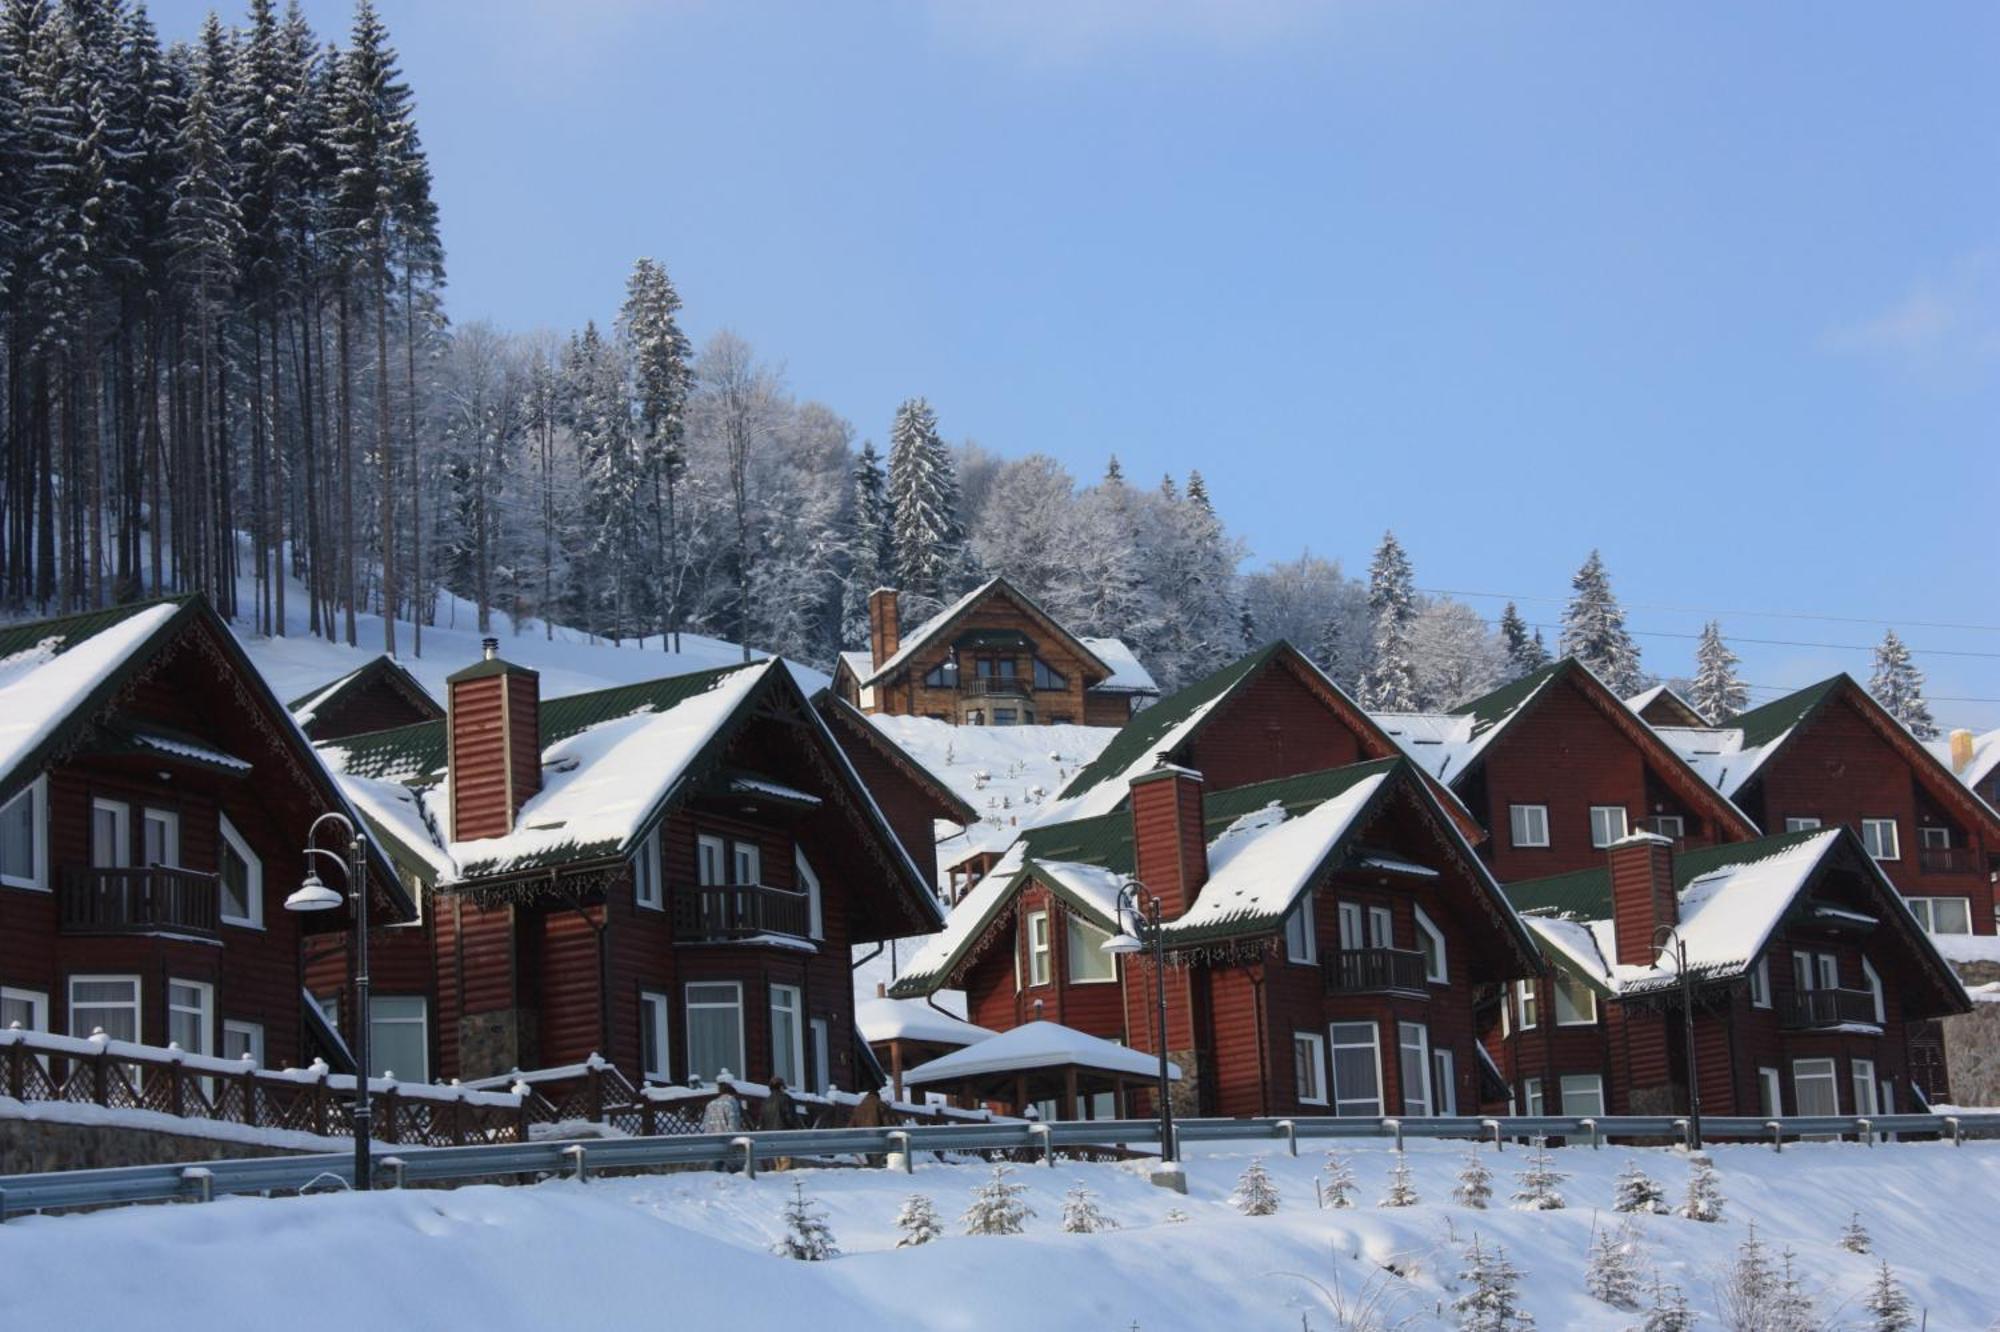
[961,676,1031,699]
[1324,947,1429,996]
[671,882,811,942]
[1780,987,1880,1031]
[59,867,220,940]
[1918,845,1975,875]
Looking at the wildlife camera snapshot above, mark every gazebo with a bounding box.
[855,995,997,1101]
[900,1020,1181,1121]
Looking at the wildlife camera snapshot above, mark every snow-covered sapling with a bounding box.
[1838,1210,1872,1255]
[894,1193,942,1248]
[1861,1259,1917,1332]
[1509,1137,1566,1211]
[1061,1181,1116,1234]
[1714,1222,1776,1332]
[1452,1235,1535,1331]
[1613,1159,1668,1215]
[772,1180,839,1261]
[1769,1247,1818,1332]
[962,1164,1035,1236]
[1163,1207,1190,1224]
[1319,1150,1358,1209]
[1451,1150,1492,1209]
[1638,1273,1695,1332]
[1678,1152,1724,1223]
[1379,1152,1419,1208]
[1232,1156,1281,1216]
[1583,1216,1643,1311]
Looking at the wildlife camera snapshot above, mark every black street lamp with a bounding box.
[287,812,373,1190]
[1103,879,1174,1164]
[1654,924,1702,1151]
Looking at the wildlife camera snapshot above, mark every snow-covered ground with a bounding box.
[3,1139,1993,1329]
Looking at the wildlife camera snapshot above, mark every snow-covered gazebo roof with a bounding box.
[901,1021,1181,1088]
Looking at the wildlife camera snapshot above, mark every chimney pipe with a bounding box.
[868,588,901,671]
[1607,831,1677,967]
[482,636,499,661]
[445,644,542,842]
[1949,728,1975,775]
[1129,764,1208,921]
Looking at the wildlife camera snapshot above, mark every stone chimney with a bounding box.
[1129,763,1209,920]
[445,637,542,842]
[868,588,901,670]
[1607,831,1677,967]
[1949,728,1975,775]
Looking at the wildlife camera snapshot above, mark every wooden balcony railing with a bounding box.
[962,676,1031,699]
[1919,845,1975,875]
[1324,947,1430,995]
[59,866,220,939]
[672,882,812,942]
[1781,987,1879,1030]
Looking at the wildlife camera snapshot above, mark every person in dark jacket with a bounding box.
[760,1076,799,1168]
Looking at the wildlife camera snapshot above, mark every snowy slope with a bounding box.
[3,1139,1993,1329]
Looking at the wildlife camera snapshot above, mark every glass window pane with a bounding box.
[1329,1021,1381,1117]
[770,986,801,1086]
[71,978,139,1042]
[369,997,428,1082]
[1559,1074,1604,1117]
[0,788,34,882]
[686,984,743,1082]
[1068,916,1116,982]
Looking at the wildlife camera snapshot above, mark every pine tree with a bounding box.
[1319,1151,1357,1209]
[771,1180,839,1261]
[1716,1221,1776,1332]
[1560,550,1644,695]
[887,396,968,618]
[1869,628,1937,740]
[1231,1157,1280,1215]
[1678,1152,1724,1222]
[1584,1217,1642,1310]
[1499,601,1548,680]
[1379,1152,1419,1208]
[961,1164,1034,1236]
[617,255,692,650]
[1639,1273,1695,1332]
[1613,1160,1668,1215]
[1510,1138,1567,1210]
[1453,1236,1535,1331]
[1768,1247,1817,1332]
[1689,620,1746,722]
[1061,1181,1115,1234]
[1163,1207,1189,1224]
[894,1193,942,1247]
[1861,1260,1917,1332]
[1357,531,1419,711]
[1838,1210,1872,1255]
[1452,1150,1493,1209]
[841,440,891,648]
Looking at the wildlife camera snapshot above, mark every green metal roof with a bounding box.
[0,595,192,663]
[1730,675,1844,751]
[1502,826,1830,922]
[286,655,440,719]
[1056,641,1287,800]
[1451,660,1562,733]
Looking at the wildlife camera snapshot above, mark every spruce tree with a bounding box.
[1716,1221,1775,1331]
[841,440,891,648]
[1613,1160,1668,1215]
[1060,1181,1115,1233]
[894,1193,942,1247]
[887,396,968,619]
[1319,1150,1357,1209]
[1453,1236,1535,1331]
[1678,1152,1724,1222]
[1379,1152,1419,1208]
[1769,1247,1817,1332]
[1838,1210,1872,1254]
[771,1180,839,1261]
[1510,1137,1566,1210]
[1499,601,1548,680]
[1869,628,1937,740]
[1560,550,1644,695]
[1639,1273,1695,1332]
[1231,1157,1280,1215]
[961,1164,1034,1236]
[1358,530,1419,711]
[1689,620,1747,722]
[1584,1217,1642,1310]
[1452,1150,1493,1209]
[1861,1260,1917,1332]
[617,255,692,650]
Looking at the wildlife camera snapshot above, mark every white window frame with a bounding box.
[1860,818,1900,862]
[68,974,141,1042]
[1398,1021,1432,1117]
[638,990,671,1081]
[696,834,726,887]
[1861,957,1885,1025]
[368,995,430,1083]
[731,840,762,886]
[1644,814,1685,840]
[166,979,213,1056]
[1589,805,1629,849]
[1909,896,1972,935]
[1783,816,1821,833]
[1553,970,1598,1026]
[217,812,264,928]
[91,798,130,868]
[769,983,805,1088]
[684,981,746,1083]
[1336,900,1363,950]
[1,986,49,1033]
[1367,905,1393,949]
[1026,910,1051,986]
[221,1019,265,1068]
[1284,895,1317,965]
[1851,1058,1879,1117]
[1523,1076,1544,1117]
[1918,825,1951,850]
[1559,1073,1605,1119]
[1412,903,1447,984]
[1432,1048,1457,1115]
[1516,979,1539,1030]
[795,846,824,940]
[1757,1066,1782,1118]
[633,828,663,911]
[1067,913,1117,984]
[142,808,181,868]
[1293,1030,1328,1106]
[0,776,49,891]
[1509,803,1550,849]
[1793,1056,1840,1116]
[1748,955,1771,1008]
[1328,1020,1384,1118]
[810,1017,831,1094]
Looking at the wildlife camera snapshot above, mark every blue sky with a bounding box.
[277,0,1999,728]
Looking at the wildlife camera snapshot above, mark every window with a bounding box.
[992,708,1019,726]
[1757,1067,1782,1118]
[1032,658,1067,691]
[795,847,824,940]
[1783,817,1821,833]
[769,984,804,1087]
[1793,1057,1839,1116]
[70,976,140,1042]
[1367,906,1393,949]
[1559,1073,1605,1118]
[922,660,958,688]
[221,1020,264,1067]
[976,657,1018,679]
[1,986,49,1033]
[810,1018,831,1094]
[1793,950,1838,993]
[731,840,762,885]
[965,710,984,726]
[1336,901,1363,950]
[1523,1077,1544,1117]
[217,813,263,927]
[0,777,47,890]
[1748,956,1771,1008]
[685,982,745,1083]
[167,980,212,1056]
[1431,1049,1457,1115]
[1027,911,1051,986]
[316,993,340,1031]
[1516,979,1539,1030]
[91,799,130,868]
[1908,897,1973,935]
[1852,1058,1879,1117]
[1413,904,1447,983]
[1553,971,1598,1026]
[1293,1032,1327,1105]
[142,809,180,867]
[1919,825,1950,850]
[1284,896,1317,965]
[1643,815,1685,840]
[1589,805,1629,848]
[1860,818,1899,861]
[696,834,726,887]
[1068,915,1117,983]
[369,996,428,1082]
[638,991,670,1080]
[1861,957,1885,1025]
[1329,1021,1383,1117]
[633,828,662,910]
[1509,804,1549,848]
[1398,1022,1432,1116]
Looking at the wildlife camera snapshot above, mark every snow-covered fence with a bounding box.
[0,1027,541,1148]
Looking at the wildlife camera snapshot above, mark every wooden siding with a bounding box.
[864,591,1112,726]
[1181,660,1373,790]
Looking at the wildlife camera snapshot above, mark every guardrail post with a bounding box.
[1030,1121,1054,1166]
[1383,1118,1403,1153]
[1275,1119,1297,1157]
[1766,1120,1782,1153]
[382,1156,407,1189]
[563,1144,588,1181]
[888,1130,912,1173]
[1582,1117,1599,1150]
[733,1135,757,1179]
[181,1166,212,1204]
[1482,1118,1502,1151]
[1672,1117,1689,1151]
[1947,1115,1962,1147]
[1856,1117,1872,1147]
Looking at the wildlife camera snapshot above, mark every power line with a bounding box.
[1517,620,2000,662]
[1743,682,2000,705]
[1421,586,2000,636]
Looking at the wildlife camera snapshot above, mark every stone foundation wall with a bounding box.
[1944,961,2000,1107]
[0,1116,319,1176]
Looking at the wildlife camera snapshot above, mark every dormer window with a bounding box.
[1033,658,1067,691]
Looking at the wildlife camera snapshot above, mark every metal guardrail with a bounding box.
[2,1111,1995,1220]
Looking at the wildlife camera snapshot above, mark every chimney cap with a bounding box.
[444,642,539,686]
[1607,830,1674,849]
[1130,762,1204,790]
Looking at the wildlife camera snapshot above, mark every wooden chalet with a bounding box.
[1625,684,1709,729]
[1373,659,1761,882]
[0,596,412,1076]
[311,641,944,1094]
[892,756,1541,1120]
[832,578,1158,728]
[814,693,978,881]
[289,655,443,743]
[1485,829,1970,1118]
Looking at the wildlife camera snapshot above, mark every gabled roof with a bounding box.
[1077,636,1159,696]
[288,655,442,735]
[1625,684,1708,729]
[860,577,1114,688]
[814,693,979,827]
[1933,727,2000,793]
[902,1020,1182,1087]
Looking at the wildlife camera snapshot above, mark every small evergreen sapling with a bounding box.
[1452,1235,1535,1331]
[1452,1150,1493,1209]
[1061,1181,1116,1234]
[1510,1138,1567,1210]
[1861,1260,1917,1332]
[1838,1210,1872,1254]
[1583,1216,1643,1310]
[961,1164,1035,1236]
[1639,1274,1695,1332]
[1613,1159,1668,1214]
[1163,1207,1190,1224]
[1769,1248,1818,1332]
[772,1180,839,1261]
[894,1193,942,1248]
[1715,1222,1776,1332]
[1319,1150,1358,1209]
[1232,1156,1281,1216]
[1379,1152,1419,1208]
[1678,1153,1724,1223]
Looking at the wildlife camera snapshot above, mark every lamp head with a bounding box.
[1101,931,1144,956]
[285,870,344,913]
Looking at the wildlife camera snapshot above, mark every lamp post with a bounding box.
[287,811,373,1190]
[1103,879,1174,1164]
[1654,924,1701,1151]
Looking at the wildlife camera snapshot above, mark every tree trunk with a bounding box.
[338,272,357,645]
[375,245,396,657]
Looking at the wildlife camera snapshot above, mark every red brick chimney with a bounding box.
[1608,831,1677,966]
[445,637,542,842]
[1129,764,1209,920]
[868,588,900,670]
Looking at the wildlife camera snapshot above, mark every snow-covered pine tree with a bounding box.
[1379,1152,1420,1208]
[887,396,969,619]
[1232,1157,1280,1215]
[1452,1150,1493,1209]
[1613,1160,1668,1215]
[1861,1259,1917,1332]
[1584,1216,1642,1310]
[1499,602,1549,681]
[1768,1247,1817,1332]
[894,1193,942,1247]
[1678,1152,1724,1222]
[840,441,892,648]
[961,1164,1034,1236]
[1639,1274,1695,1332]
[1357,531,1420,711]
[1559,550,1644,695]
[1411,598,1507,709]
[1312,613,1342,679]
[1714,1221,1775,1332]
[1869,629,1938,740]
[771,1180,839,1261]
[1142,471,1245,689]
[1319,1150,1357,1209]
[1510,1138,1567,1210]
[1689,620,1746,722]
[1061,1181,1115,1234]
[1453,1236,1536,1331]
[1163,1207,1190,1224]
[1838,1211,1872,1254]
[616,255,693,649]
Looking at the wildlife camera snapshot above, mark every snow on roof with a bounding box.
[1932,727,2000,792]
[1166,774,1387,938]
[895,841,1029,988]
[901,1020,1182,1086]
[855,996,996,1048]
[1033,859,1130,924]
[838,650,874,681]
[1931,932,2000,966]
[0,602,180,792]
[337,773,456,881]
[862,578,1005,684]
[128,729,254,771]
[1056,693,1229,822]
[1079,636,1159,695]
[288,663,366,726]
[1650,724,1777,799]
